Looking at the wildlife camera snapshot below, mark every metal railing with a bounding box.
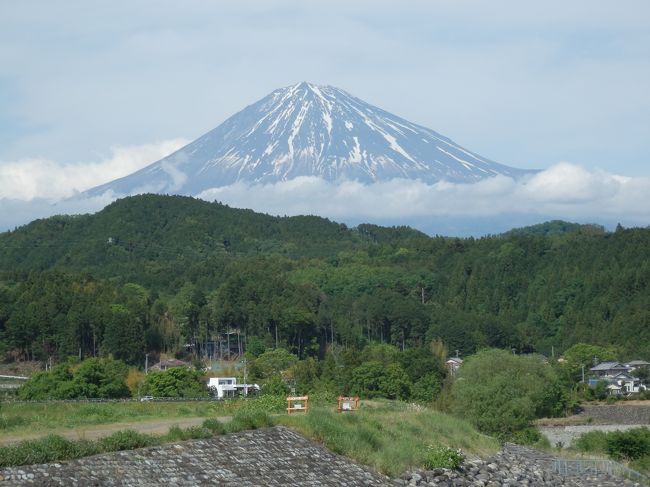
[553,458,647,483]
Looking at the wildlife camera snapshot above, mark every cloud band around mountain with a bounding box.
[0,140,648,233]
[195,163,650,225]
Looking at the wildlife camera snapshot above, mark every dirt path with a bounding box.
[0,416,232,446]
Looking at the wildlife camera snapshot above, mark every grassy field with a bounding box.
[0,398,499,475]
[278,401,500,476]
[0,409,274,468]
[0,396,285,439]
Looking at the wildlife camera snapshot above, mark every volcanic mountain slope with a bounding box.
[86,82,533,197]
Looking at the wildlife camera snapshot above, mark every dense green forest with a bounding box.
[0,194,648,364]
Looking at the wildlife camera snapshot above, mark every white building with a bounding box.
[207,377,259,399]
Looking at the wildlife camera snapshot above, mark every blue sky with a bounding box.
[0,1,649,233]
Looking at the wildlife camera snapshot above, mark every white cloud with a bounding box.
[1,161,647,234]
[195,163,650,226]
[0,139,188,200]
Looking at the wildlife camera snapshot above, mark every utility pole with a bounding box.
[243,358,248,397]
[145,353,150,375]
[582,365,585,384]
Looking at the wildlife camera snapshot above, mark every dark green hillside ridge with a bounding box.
[0,194,427,279]
[502,220,606,237]
[1,194,649,360]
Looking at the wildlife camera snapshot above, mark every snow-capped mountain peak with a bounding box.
[85,82,533,196]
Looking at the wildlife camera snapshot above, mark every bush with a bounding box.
[240,394,286,414]
[423,446,465,470]
[99,430,157,451]
[509,428,549,448]
[17,358,131,400]
[227,410,274,432]
[573,430,608,454]
[142,366,208,398]
[0,435,99,468]
[574,428,650,461]
[165,425,212,441]
[606,428,650,461]
[202,418,226,434]
[449,349,565,438]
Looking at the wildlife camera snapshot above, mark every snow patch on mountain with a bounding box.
[84,82,535,197]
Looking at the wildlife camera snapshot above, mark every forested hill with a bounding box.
[501,220,606,237]
[0,194,425,283]
[0,194,649,363]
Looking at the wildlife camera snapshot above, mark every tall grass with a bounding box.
[0,411,275,468]
[0,399,259,437]
[279,402,499,476]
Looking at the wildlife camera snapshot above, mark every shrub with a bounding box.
[165,425,212,441]
[227,410,274,432]
[142,367,208,398]
[574,430,608,453]
[0,435,98,468]
[240,394,286,414]
[99,430,157,451]
[449,349,565,438]
[17,358,131,400]
[202,418,226,434]
[509,427,549,447]
[423,446,465,470]
[606,428,650,461]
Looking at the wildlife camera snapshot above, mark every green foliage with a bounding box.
[0,435,99,468]
[573,430,609,454]
[72,358,131,398]
[349,360,413,400]
[281,404,499,476]
[502,220,604,238]
[250,348,299,380]
[350,361,385,398]
[562,343,618,381]
[606,428,650,461]
[99,429,157,451]
[142,366,208,398]
[260,376,289,396]
[226,410,275,432]
[18,358,130,400]
[239,393,287,414]
[165,425,212,441]
[202,418,226,434]
[0,408,275,468]
[449,349,565,438]
[575,428,650,461]
[1,194,650,390]
[411,373,443,403]
[422,446,465,470]
[102,304,145,366]
[509,428,549,447]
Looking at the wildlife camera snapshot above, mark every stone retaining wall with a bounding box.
[580,405,650,425]
[540,424,649,448]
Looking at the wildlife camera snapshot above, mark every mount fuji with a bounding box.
[85,82,534,197]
